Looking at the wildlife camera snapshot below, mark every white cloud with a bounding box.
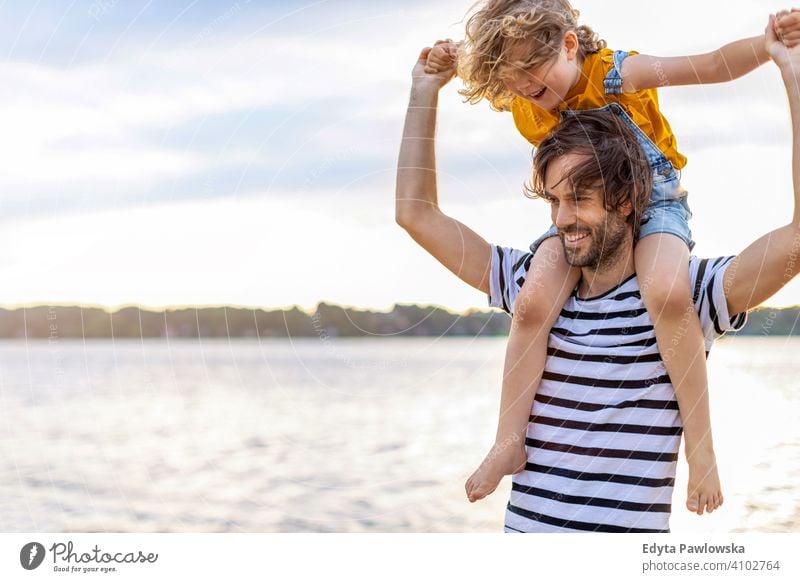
[1,0,799,308]
[0,5,467,209]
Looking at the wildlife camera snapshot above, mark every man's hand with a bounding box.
[413,42,457,90]
[776,9,800,48]
[769,11,800,68]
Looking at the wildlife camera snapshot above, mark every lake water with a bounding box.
[0,336,797,533]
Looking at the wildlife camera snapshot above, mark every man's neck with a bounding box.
[576,239,636,299]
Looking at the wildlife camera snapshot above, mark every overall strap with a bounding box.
[603,49,631,95]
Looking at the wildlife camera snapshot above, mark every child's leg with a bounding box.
[465,236,580,502]
[635,234,722,516]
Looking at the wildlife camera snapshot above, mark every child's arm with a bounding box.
[620,35,770,92]
[618,12,800,93]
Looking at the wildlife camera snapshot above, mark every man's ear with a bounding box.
[619,198,634,218]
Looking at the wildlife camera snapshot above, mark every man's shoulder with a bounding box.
[687,255,736,287]
[489,245,741,320]
[687,255,747,343]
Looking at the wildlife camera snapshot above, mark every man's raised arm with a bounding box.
[395,45,492,294]
[724,15,800,315]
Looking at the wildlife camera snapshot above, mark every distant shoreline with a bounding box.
[0,303,797,339]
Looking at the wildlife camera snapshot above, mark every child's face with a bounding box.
[501,33,581,111]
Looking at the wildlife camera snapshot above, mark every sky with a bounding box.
[0,0,798,311]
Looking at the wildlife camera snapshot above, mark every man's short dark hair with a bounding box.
[526,110,653,238]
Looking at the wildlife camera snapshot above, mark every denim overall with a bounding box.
[529,49,694,255]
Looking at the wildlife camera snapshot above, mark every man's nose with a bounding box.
[553,203,575,231]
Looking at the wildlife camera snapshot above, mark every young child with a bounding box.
[425,0,800,514]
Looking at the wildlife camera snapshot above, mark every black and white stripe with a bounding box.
[488,246,748,533]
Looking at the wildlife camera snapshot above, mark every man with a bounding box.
[395,26,800,532]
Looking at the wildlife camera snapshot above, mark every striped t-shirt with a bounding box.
[488,246,748,533]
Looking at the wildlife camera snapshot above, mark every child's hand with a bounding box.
[776,8,800,47]
[424,39,461,74]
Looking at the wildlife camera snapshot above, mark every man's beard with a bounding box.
[559,211,631,270]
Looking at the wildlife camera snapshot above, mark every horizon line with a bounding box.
[0,300,798,315]
[0,301,505,316]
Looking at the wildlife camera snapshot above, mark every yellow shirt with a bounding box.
[510,47,687,170]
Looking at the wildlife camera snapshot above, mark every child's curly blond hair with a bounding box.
[458,0,605,111]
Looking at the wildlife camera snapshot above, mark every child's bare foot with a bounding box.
[465,438,527,503]
[686,445,723,515]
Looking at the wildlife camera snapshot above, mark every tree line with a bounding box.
[0,303,796,339]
